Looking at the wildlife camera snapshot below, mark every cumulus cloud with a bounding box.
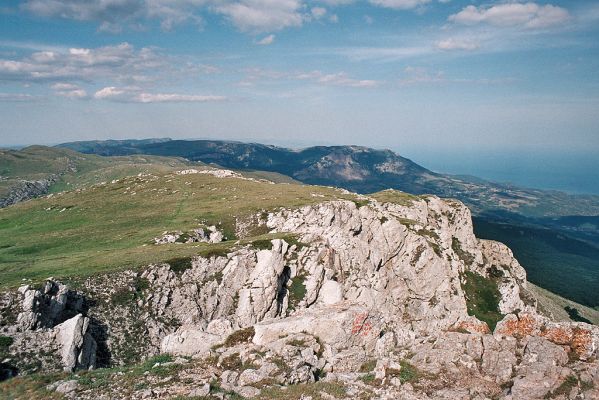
[215,0,304,32]
[93,86,128,100]
[93,86,227,103]
[449,2,570,29]
[0,42,191,84]
[22,0,143,22]
[22,0,206,32]
[22,0,355,33]
[436,38,479,51]
[369,0,430,10]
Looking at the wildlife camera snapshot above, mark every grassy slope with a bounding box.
[0,146,196,198]
[0,171,356,288]
[529,283,599,325]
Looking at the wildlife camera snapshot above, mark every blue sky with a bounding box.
[1,0,598,163]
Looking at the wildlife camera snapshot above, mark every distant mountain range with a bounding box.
[59,138,599,218]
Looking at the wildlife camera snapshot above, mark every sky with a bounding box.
[0,0,599,191]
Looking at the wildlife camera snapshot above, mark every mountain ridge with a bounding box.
[57,138,599,218]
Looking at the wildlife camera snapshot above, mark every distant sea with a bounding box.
[406,149,599,196]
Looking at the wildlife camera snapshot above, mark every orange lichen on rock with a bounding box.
[452,320,490,334]
[570,327,593,359]
[541,325,573,345]
[495,313,540,337]
[539,324,593,359]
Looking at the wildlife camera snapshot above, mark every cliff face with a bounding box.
[1,182,598,399]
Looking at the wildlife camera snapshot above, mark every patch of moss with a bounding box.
[417,228,439,241]
[198,245,231,259]
[286,338,308,347]
[460,270,504,331]
[205,271,223,285]
[220,353,242,370]
[224,327,255,347]
[452,237,475,266]
[174,232,191,243]
[397,360,420,383]
[258,381,346,399]
[428,241,442,258]
[167,256,193,274]
[0,335,13,349]
[359,373,380,386]
[287,274,307,311]
[548,375,578,398]
[352,199,370,208]
[250,239,274,250]
[359,359,376,373]
[280,234,308,250]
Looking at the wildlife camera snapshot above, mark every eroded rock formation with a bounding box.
[1,194,597,399]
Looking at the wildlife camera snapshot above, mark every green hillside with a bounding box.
[0,146,197,200]
[0,170,356,288]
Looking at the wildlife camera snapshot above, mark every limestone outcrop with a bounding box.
[1,193,598,399]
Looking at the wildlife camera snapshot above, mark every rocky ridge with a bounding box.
[0,183,598,399]
[0,174,60,208]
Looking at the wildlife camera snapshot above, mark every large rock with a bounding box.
[54,314,96,371]
[161,328,221,357]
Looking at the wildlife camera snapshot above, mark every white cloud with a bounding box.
[331,46,432,61]
[317,0,354,5]
[256,34,275,45]
[399,66,444,85]
[58,88,88,98]
[369,0,430,10]
[20,0,350,34]
[329,14,339,23]
[241,67,381,88]
[134,93,227,103]
[51,82,78,90]
[93,86,128,100]
[0,92,41,102]
[436,38,479,51]
[51,82,88,98]
[0,42,209,86]
[301,71,380,88]
[93,86,227,103]
[311,7,327,19]
[22,0,206,32]
[215,0,304,32]
[22,0,143,22]
[449,2,570,29]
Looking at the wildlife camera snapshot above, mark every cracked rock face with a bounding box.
[1,196,598,399]
[1,282,96,373]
